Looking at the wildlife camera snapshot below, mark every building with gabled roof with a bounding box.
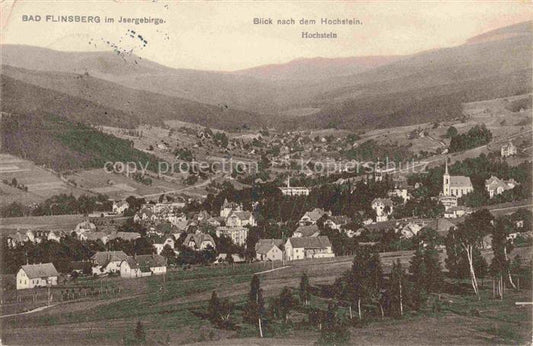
[17,263,59,290]
[501,141,517,157]
[285,236,334,261]
[442,160,473,198]
[371,198,394,222]
[119,254,167,278]
[220,198,242,218]
[91,251,129,275]
[216,226,248,246]
[280,177,310,197]
[226,210,256,228]
[183,232,216,251]
[255,239,284,262]
[293,224,320,238]
[299,208,330,226]
[485,176,517,198]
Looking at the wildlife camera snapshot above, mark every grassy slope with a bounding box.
[1,113,162,172]
[1,251,531,344]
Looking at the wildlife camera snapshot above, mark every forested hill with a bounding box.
[1,113,162,172]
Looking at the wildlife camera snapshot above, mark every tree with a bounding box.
[317,303,350,345]
[299,272,311,306]
[409,248,427,309]
[448,209,493,298]
[390,259,408,317]
[208,291,220,323]
[490,217,516,298]
[134,321,146,343]
[160,245,176,265]
[278,287,296,323]
[244,275,264,337]
[207,290,234,328]
[336,247,383,320]
[446,126,458,138]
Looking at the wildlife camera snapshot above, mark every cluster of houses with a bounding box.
[91,251,167,278]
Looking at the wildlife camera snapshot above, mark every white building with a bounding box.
[442,160,473,198]
[182,232,216,251]
[285,236,334,261]
[485,176,517,198]
[16,263,59,290]
[120,254,167,278]
[501,141,517,157]
[91,251,129,275]
[226,211,256,228]
[255,239,284,261]
[371,198,394,222]
[280,178,310,196]
[216,227,248,247]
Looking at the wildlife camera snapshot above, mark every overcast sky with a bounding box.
[1,0,531,71]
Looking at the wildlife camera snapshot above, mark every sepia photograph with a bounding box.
[0,0,532,344]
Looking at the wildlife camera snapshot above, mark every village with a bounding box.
[4,134,531,293]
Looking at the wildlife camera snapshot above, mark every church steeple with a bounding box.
[443,157,450,196]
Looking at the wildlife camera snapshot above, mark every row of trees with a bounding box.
[1,193,112,218]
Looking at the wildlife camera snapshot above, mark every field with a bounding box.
[0,154,87,208]
[0,214,87,234]
[356,93,532,160]
[1,247,531,345]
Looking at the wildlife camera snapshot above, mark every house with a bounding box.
[220,198,242,218]
[375,164,396,182]
[371,198,394,222]
[182,232,216,251]
[442,160,473,198]
[388,188,410,203]
[79,231,109,244]
[215,253,246,264]
[136,254,167,275]
[107,232,141,242]
[91,251,129,275]
[444,206,471,219]
[226,211,256,227]
[293,224,320,238]
[153,237,175,254]
[485,176,517,198]
[216,227,248,246]
[74,220,96,235]
[120,254,167,278]
[280,178,310,196]
[400,222,423,239]
[285,236,334,261]
[133,208,157,223]
[255,239,284,261]
[47,231,63,242]
[119,257,144,278]
[17,263,59,290]
[425,218,458,237]
[112,201,129,215]
[7,231,30,248]
[501,141,517,157]
[299,208,331,226]
[323,215,351,230]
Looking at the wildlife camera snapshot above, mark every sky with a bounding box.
[1,0,531,71]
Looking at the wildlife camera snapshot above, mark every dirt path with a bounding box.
[0,304,57,318]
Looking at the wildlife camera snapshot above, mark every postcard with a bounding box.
[1,1,532,345]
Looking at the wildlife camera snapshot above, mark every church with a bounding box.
[442,160,474,198]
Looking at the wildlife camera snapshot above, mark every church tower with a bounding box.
[443,159,450,196]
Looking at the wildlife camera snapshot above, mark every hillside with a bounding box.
[233,55,402,81]
[1,21,532,130]
[0,68,267,130]
[0,113,162,172]
[288,28,532,130]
